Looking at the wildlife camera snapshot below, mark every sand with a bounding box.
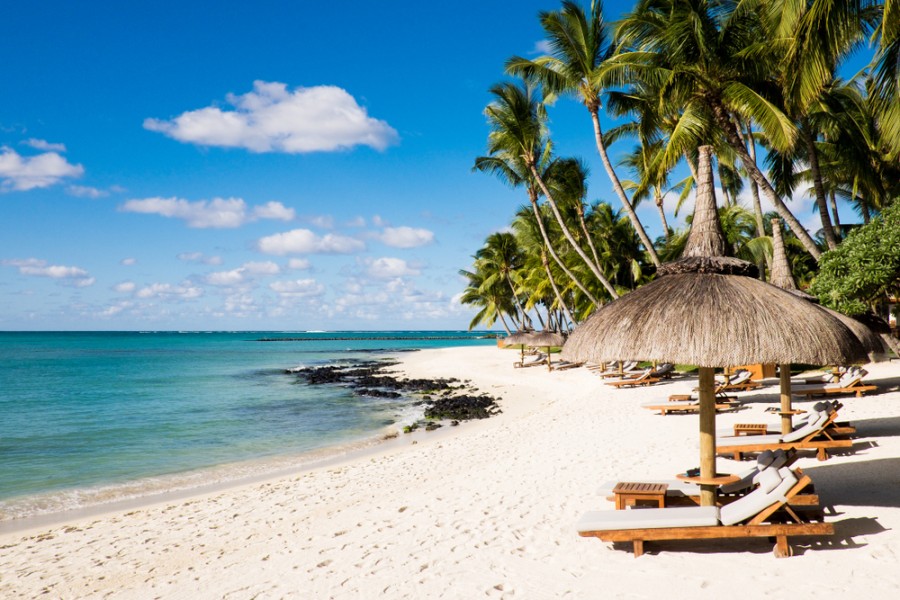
[2,346,900,599]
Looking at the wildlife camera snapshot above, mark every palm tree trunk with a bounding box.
[497,311,512,335]
[713,106,822,260]
[829,190,842,236]
[587,107,662,266]
[742,120,770,280]
[801,124,838,250]
[527,190,603,307]
[542,250,577,328]
[533,303,547,330]
[504,273,532,330]
[654,190,670,243]
[528,164,620,299]
[858,194,871,224]
[575,203,604,275]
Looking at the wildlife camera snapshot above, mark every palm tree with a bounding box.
[476,80,619,300]
[458,267,516,333]
[610,0,825,260]
[507,0,662,266]
[512,208,578,329]
[474,232,533,330]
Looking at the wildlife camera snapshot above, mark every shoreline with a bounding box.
[0,349,501,535]
[3,346,900,598]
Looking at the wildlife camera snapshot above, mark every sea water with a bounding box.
[0,331,496,521]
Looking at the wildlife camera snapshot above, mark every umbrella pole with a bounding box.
[779,363,793,435]
[547,346,552,371]
[698,366,717,506]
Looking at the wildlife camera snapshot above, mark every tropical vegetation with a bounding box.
[462,0,899,332]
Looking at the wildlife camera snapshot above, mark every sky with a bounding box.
[0,1,864,331]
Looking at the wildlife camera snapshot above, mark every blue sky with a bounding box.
[0,1,864,331]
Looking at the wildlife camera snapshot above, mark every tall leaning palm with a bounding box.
[477,81,619,300]
[507,0,662,266]
[611,0,824,260]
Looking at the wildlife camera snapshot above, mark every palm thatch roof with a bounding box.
[503,330,535,346]
[505,330,565,347]
[562,147,867,368]
[528,330,566,347]
[768,218,885,358]
[561,272,866,366]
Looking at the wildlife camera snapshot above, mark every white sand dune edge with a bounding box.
[2,346,899,599]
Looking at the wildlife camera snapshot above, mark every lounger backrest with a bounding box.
[719,467,783,525]
[730,371,751,385]
[782,411,829,442]
[719,467,799,526]
[622,360,638,371]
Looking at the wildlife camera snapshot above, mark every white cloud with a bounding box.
[121,257,137,266]
[345,216,366,228]
[372,214,387,227]
[114,281,136,293]
[287,258,311,270]
[530,40,553,55]
[135,282,203,300]
[120,196,293,228]
[144,81,399,154]
[365,257,420,279]
[253,201,296,221]
[256,228,365,255]
[67,185,109,198]
[22,139,67,152]
[205,261,280,287]
[177,252,223,265]
[2,258,95,287]
[309,215,334,229]
[377,226,435,248]
[0,147,84,191]
[269,278,325,297]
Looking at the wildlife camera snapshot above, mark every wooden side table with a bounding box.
[612,482,668,510]
[733,423,768,436]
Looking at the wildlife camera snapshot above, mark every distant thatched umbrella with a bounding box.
[562,146,867,505]
[505,329,535,363]
[769,218,884,433]
[505,330,565,370]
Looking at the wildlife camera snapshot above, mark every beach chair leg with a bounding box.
[817,447,828,461]
[773,535,792,558]
[633,539,644,557]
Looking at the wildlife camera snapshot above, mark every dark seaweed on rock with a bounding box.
[288,360,498,425]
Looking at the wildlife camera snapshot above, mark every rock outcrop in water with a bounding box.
[288,360,501,430]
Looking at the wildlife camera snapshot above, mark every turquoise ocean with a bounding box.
[0,331,496,521]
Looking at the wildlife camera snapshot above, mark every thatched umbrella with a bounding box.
[504,330,565,370]
[768,218,884,433]
[562,146,867,505]
[505,329,535,363]
[528,330,566,371]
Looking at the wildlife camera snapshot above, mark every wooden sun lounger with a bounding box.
[552,360,584,371]
[580,468,831,558]
[642,401,739,415]
[513,353,547,368]
[792,382,878,398]
[716,411,853,461]
[608,376,660,388]
[723,401,856,438]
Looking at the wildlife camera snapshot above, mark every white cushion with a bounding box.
[718,484,776,526]
[716,433,783,447]
[576,506,720,532]
[755,467,783,493]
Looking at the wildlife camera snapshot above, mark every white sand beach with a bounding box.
[2,346,900,599]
